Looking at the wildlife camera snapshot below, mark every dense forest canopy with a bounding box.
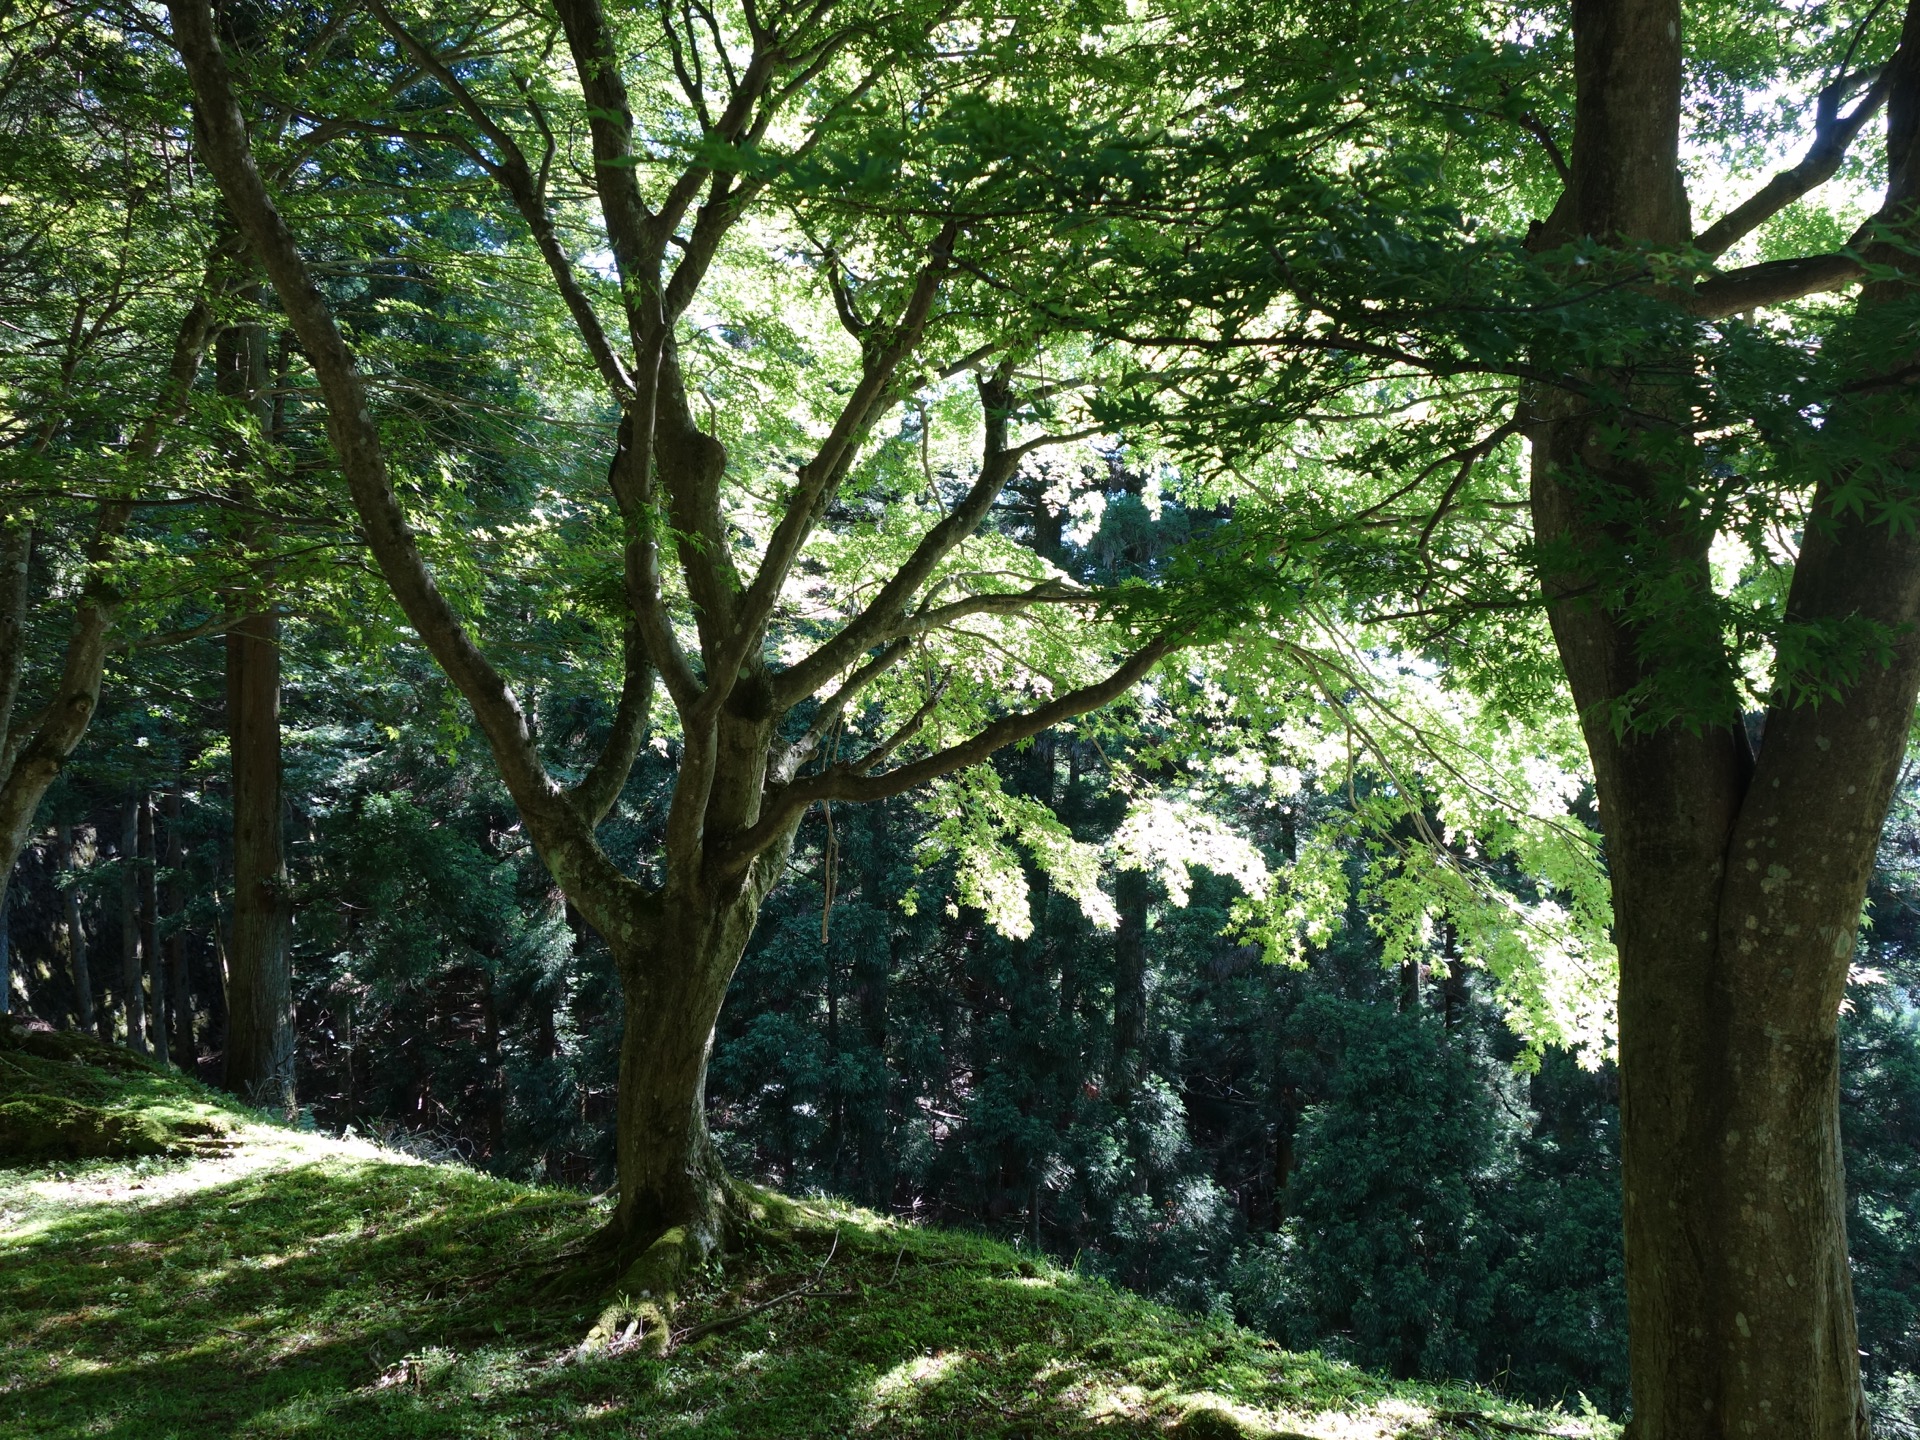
[7,0,1920,1434]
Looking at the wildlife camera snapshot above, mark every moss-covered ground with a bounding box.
[0,1028,1616,1439]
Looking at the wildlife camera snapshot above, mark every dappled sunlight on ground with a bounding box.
[1,1061,1615,1439]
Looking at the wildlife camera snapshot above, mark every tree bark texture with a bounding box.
[1527,1,1920,1432]
[605,710,800,1255]
[224,609,292,1111]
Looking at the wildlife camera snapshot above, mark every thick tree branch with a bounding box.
[0,520,32,767]
[549,0,659,330]
[1688,250,1867,316]
[1694,69,1890,258]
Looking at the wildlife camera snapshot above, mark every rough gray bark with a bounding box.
[1524,0,1920,1431]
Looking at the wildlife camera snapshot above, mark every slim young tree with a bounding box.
[170,0,1181,1308]
[118,797,143,1053]
[57,820,93,1033]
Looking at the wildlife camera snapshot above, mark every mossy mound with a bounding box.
[0,1093,176,1162]
[0,1020,231,1165]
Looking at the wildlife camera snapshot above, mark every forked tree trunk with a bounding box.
[1528,3,1920,1432]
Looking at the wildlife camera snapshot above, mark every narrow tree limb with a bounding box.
[883,581,1093,642]
[772,635,916,784]
[707,225,959,715]
[772,370,1020,707]
[566,621,654,827]
[365,0,635,399]
[718,632,1180,873]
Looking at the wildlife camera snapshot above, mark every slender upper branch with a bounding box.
[772,366,1021,707]
[169,0,646,925]
[366,0,634,398]
[566,620,655,825]
[702,223,959,712]
[771,633,914,782]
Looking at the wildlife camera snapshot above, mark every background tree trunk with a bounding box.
[220,310,293,1112]
[119,798,144,1053]
[0,872,12,1018]
[139,792,167,1066]
[224,612,291,1109]
[1110,866,1149,1109]
[164,786,193,1069]
[59,821,92,1033]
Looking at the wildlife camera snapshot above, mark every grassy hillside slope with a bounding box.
[0,1022,1616,1440]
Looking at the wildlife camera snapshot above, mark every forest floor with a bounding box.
[0,1023,1617,1440]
